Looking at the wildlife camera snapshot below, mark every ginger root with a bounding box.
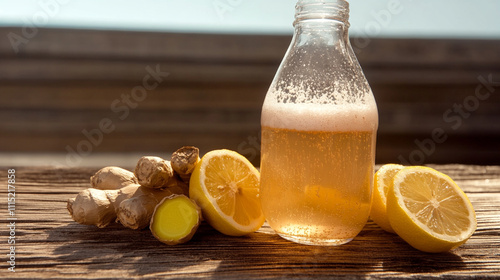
[67,147,199,231]
[150,194,202,245]
[171,146,200,183]
[91,166,138,190]
[117,187,177,230]
[134,155,189,196]
[68,184,179,230]
[134,156,174,189]
[67,185,139,228]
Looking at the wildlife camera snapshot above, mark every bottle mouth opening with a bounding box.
[294,0,350,27]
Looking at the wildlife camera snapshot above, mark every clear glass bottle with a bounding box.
[260,0,378,246]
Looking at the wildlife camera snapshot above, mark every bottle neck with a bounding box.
[294,0,350,28]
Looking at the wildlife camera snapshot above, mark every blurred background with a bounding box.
[0,0,499,167]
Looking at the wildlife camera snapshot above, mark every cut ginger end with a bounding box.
[150,194,202,245]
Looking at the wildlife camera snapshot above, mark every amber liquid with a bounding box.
[260,126,375,245]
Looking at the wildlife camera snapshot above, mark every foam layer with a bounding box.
[261,101,378,132]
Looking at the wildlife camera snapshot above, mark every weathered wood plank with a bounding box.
[0,165,499,279]
[1,82,499,165]
[0,28,290,62]
[2,28,500,86]
[2,28,500,67]
[0,58,279,84]
[1,27,500,165]
[0,84,268,110]
[2,56,498,85]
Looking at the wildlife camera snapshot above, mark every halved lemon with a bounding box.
[189,149,265,236]
[387,166,477,253]
[370,164,404,233]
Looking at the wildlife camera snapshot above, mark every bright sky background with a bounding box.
[0,0,499,38]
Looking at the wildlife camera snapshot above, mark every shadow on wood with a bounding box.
[44,221,466,278]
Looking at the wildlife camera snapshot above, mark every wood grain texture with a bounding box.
[0,164,499,279]
[1,27,500,165]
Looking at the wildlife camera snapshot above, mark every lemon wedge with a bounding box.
[189,149,265,236]
[387,166,477,253]
[370,164,404,233]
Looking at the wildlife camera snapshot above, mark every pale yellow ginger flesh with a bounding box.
[150,194,202,245]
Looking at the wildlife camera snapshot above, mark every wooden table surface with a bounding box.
[1,164,499,279]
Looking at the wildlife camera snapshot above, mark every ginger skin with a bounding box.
[134,155,189,195]
[171,146,200,183]
[134,156,174,189]
[90,166,138,190]
[67,185,139,228]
